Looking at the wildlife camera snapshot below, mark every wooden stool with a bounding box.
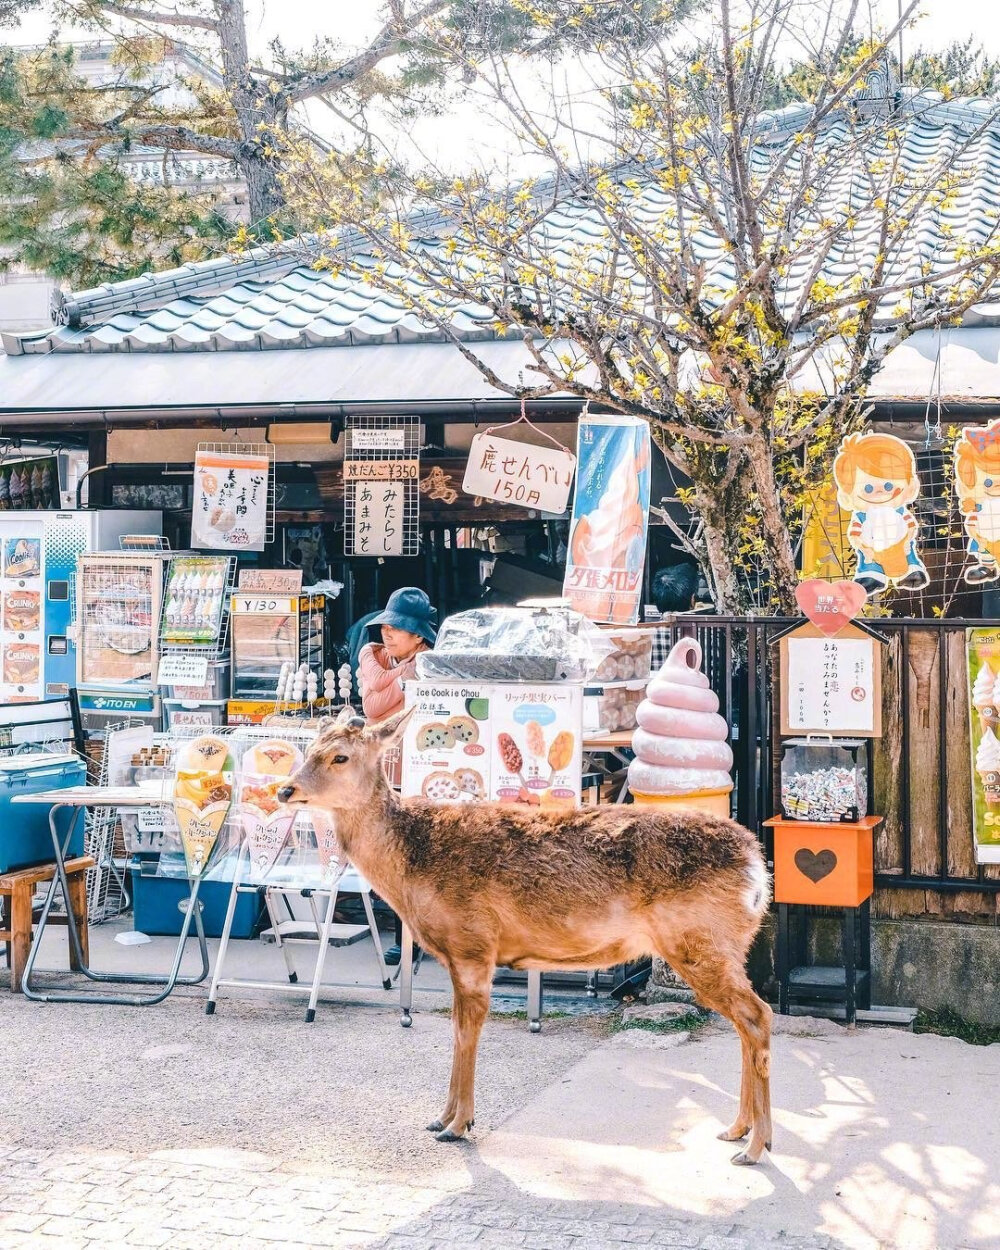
[0,856,95,993]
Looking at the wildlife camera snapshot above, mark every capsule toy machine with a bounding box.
[226,591,332,723]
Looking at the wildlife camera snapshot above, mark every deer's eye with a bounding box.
[331,755,349,765]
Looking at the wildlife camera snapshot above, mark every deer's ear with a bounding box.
[364,706,414,751]
[334,704,359,726]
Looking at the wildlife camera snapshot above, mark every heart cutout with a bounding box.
[794,848,838,883]
[795,579,867,637]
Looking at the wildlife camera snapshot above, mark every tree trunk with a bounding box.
[217,0,287,224]
[745,431,799,614]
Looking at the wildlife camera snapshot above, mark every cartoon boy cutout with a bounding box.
[954,420,1000,584]
[833,432,929,594]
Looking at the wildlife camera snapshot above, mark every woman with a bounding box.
[357,587,437,723]
[357,587,436,966]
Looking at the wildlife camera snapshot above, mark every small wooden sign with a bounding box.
[238,568,303,593]
[779,622,882,738]
[463,432,575,513]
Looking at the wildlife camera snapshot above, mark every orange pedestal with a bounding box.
[765,816,881,908]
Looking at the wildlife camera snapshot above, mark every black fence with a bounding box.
[655,615,1000,899]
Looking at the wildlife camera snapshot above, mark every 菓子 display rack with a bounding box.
[157,554,237,729]
[227,591,333,724]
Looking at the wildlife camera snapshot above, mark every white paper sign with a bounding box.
[191,448,269,552]
[353,481,404,556]
[785,637,876,733]
[158,654,211,686]
[351,429,406,452]
[463,433,576,513]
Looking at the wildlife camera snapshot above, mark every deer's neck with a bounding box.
[332,782,405,896]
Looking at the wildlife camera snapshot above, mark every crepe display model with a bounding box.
[172,735,234,877]
[236,738,304,881]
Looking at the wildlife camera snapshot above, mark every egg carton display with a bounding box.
[779,737,868,823]
[416,606,614,683]
[593,628,653,682]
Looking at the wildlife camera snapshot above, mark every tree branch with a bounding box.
[86,1,220,31]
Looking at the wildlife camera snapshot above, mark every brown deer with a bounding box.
[278,707,773,1165]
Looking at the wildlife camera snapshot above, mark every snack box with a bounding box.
[593,628,653,682]
[489,684,582,809]
[401,682,492,802]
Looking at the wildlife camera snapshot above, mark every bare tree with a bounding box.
[290,0,1000,612]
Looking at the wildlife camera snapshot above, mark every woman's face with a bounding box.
[381,625,424,659]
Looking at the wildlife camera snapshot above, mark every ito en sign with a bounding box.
[462,432,576,513]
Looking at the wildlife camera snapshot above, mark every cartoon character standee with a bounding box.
[832,432,928,594]
[954,420,1000,584]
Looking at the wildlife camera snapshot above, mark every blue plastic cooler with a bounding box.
[0,754,87,872]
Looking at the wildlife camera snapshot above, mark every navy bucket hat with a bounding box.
[367,587,438,645]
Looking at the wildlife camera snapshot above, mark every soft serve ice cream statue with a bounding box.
[833,432,928,594]
[954,419,1000,584]
[627,638,734,816]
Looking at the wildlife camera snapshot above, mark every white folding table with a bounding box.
[14,786,210,1006]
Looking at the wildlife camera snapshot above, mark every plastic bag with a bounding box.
[416,606,615,683]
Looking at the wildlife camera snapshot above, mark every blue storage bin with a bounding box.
[0,754,87,872]
[128,858,263,938]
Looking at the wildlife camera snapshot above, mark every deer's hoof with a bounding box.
[426,1120,445,1132]
[730,1144,766,1166]
[717,1125,749,1142]
[434,1129,466,1143]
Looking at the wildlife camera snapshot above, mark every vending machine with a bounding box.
[0,510,161,702]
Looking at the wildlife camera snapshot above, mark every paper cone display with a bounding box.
[174,798,231,877]
[310,809,343,886]
[241,806,296,881]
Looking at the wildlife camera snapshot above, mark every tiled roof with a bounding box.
[8,88,1000,357]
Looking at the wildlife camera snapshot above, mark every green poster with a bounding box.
[967,629,1000,864]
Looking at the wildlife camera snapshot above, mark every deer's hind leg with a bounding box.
[656,930,772,1166]
[429,957,494,1143]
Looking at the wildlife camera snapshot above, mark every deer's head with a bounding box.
[277,706,413,812]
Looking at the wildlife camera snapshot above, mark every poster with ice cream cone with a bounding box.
[966,629,1000,864]
[563,416,650,625]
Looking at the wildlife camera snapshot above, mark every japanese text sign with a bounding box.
[353,481,405,556]
[191,448,269,552]
[780,625,881,737]
[462,433,576,513]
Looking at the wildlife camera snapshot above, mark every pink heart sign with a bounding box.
[795,579,867,637]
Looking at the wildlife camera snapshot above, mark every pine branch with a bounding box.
[86,1,220,31]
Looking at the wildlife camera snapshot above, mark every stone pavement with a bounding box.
[2,927,998,1250]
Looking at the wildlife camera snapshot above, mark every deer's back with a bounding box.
[391,798,762,908]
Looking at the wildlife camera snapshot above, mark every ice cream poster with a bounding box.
[966,629,1000,864]
[191,448,269,552]
[563,416,650,625]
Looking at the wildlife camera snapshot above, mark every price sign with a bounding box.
[238,569,303,593]
[463,433,576,513]
[158,654,210,687]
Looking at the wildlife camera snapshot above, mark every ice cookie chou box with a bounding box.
[489,684,582,809]
[401,683,492,803]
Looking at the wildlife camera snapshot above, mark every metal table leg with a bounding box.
[527,970,543,1033]
[22,803,211,1006]
[206,842,248,1015]
[399,924,414,1027]
[304,888,339,1023]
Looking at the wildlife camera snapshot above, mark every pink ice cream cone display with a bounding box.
[627,638,734,816]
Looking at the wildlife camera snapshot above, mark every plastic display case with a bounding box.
[229,592,330,701]
[780,737,868,823]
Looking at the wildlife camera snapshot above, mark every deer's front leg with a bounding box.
[433,959,493,1143]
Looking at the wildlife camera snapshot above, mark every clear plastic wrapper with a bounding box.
[416,607,614,683]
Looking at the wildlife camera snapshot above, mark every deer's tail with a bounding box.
[742,852,771,924]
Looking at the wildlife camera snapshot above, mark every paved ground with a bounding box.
[1,924,998,1249]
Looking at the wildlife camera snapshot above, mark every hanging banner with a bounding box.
[832,433,928,594]
[954,420,1000,585]
[966,629,1000,864]
[563,416,650,625]
[462,431,576,513]
[191,448,270,552]
[343,417,420,557]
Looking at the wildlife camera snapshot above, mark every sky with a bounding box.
[3,1,1000,171]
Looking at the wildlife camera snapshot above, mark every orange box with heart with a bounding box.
[765,816,880,907]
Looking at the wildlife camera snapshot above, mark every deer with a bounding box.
[278,706,773,1165]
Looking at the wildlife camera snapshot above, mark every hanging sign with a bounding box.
[779,623,881,737]
[794,580,867,638]
[832,433,928,594]
[343,417,420,557]
[966,629,1000,864]
[463,430,576,513]
[954,420,1000,585]
[191,448,270,552]
[563,416,650,625]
